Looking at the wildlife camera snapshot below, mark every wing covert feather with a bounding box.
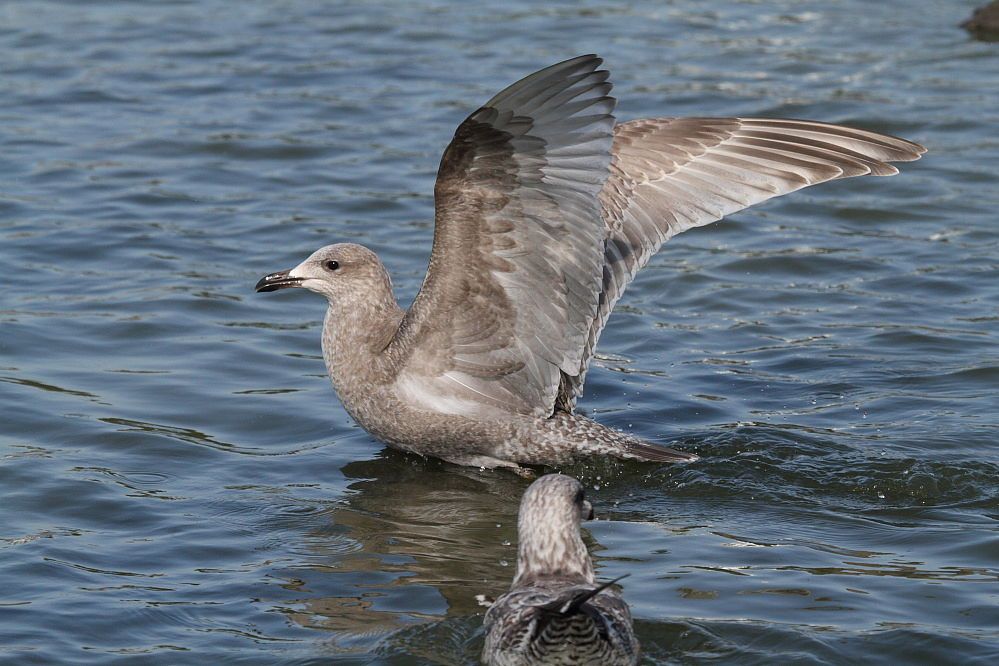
[393,55,617,417]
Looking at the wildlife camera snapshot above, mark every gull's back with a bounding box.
[483,584,638,666]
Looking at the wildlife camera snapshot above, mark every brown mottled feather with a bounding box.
[256,56,924,468]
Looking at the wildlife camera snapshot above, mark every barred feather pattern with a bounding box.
[482,475,639,665]
[483,585,638,666]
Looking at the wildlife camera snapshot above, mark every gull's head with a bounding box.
[255,243,393,304]
[512,474,595,587]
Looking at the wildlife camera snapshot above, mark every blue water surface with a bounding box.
[2,0,997,664]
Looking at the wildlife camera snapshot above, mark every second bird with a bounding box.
[480,473,639,666]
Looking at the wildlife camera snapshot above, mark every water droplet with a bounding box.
[500,559,508,567]
[501,540,510,546]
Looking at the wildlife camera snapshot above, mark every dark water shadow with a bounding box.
[268,449,678,662]
[263,450,531,660]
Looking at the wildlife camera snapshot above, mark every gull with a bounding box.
[480,473,639,665]
[256,55,924,469]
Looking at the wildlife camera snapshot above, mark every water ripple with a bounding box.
[2,0,997,663]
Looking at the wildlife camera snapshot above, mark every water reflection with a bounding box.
[260,452,537,660]
[311,452,530,613]
[272,450,665,663]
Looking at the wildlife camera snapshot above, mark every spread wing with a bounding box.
[391,55,617,418]
[557,116,926,409]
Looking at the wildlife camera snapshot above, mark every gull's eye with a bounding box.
[323,260,340,272]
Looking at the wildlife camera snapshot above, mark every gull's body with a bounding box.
[481,474,638,665]
[256,55,924,469]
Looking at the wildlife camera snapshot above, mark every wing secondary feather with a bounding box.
[557,116,925,408]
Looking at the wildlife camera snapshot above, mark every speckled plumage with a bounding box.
[481,474,639,666]
[255,55,924,468]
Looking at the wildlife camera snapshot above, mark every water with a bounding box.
[2,0,997,663]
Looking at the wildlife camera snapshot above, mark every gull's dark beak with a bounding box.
[255,269,303,292]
